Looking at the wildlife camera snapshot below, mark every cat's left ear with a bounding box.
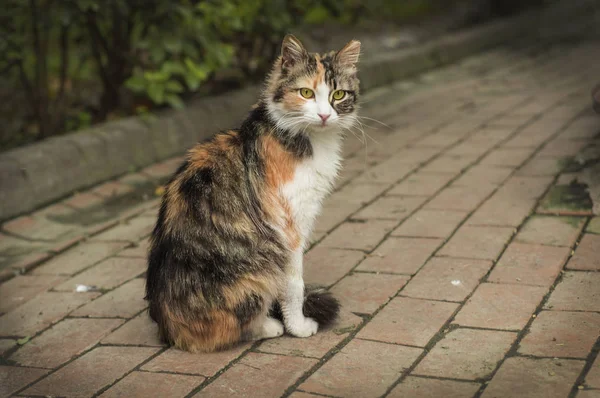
[335,40,361,66]
[281,34,308,69]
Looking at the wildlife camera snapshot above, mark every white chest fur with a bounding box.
[281,132,343,247]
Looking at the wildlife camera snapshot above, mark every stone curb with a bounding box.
[0,0,594,222]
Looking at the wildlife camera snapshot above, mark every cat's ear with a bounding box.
[335,40,361,66]
[281,34,308,69]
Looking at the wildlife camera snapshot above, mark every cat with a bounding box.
[145,34,361,352]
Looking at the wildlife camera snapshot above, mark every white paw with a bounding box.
[262,317,284,339]
[287,316,319,338]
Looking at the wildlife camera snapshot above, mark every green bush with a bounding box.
[1,0,544,150]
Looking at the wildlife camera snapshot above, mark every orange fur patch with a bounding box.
[313,55,325,89]
[162,305,242,352]
[261,135,301,250]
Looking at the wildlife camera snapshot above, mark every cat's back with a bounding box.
[154,129,254,238]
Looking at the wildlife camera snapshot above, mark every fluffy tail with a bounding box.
[271,286,340,327]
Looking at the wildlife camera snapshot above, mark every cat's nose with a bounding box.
[318,113,330,122]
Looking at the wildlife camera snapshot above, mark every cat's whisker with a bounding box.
[356,115,392,129]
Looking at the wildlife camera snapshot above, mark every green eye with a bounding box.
[332,90,345,100]
[300,88,314,99]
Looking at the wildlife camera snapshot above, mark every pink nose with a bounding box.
[318,113,330,122]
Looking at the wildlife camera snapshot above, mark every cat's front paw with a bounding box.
[287,316,319,338]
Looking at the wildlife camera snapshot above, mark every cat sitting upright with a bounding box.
[145,34,361,352]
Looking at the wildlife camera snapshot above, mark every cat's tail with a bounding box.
[271,286,340,327]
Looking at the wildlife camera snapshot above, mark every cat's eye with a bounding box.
[332,90,345,100]
[300,88,314,99]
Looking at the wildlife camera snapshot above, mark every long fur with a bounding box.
[145,34,360,352]
[270,286,341,327]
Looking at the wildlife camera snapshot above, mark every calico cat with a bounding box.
[145,34,361,352]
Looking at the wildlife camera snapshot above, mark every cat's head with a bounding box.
[264,35,361,134]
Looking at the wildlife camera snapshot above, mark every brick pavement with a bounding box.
[1,34,600,398]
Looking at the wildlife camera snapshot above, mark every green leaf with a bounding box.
[125,74,146,92]
[17,336,31,345]
[166,80,184,93]
[165,94,185,109]
[147,83,165,104]
[184,73,201,91]
[161,61,186,76]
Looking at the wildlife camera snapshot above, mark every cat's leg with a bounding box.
[281,249,318,337]
[249,314,285,340]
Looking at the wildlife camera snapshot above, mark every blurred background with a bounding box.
[1,0,548,152]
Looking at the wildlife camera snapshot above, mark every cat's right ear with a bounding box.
[281,34,307,69]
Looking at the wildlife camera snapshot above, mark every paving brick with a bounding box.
[438,226,513,260]
[480,148,534,167]
[0,339,15,355]
[93,216,156,242]
[498,176,554,200]
[289,392,322,398]
[331,273,409,314]
[2,214,74,241]
[102,313,163,346]
[0,366,48,397]
[24,346,159,397]
[518,156,566,176]
[311,200,361,236]
[415,132,464,148]
[585,356,600,388]
[300,339,422,398]
[567,234,600,271]
[100,371,203,398]
[143,343,250,377]
[467,193,536,227]
[141,158,183,180]
[354,159,417,183]
[452,165,513,187]
[421,155,478,173]
[387,172,454,196]
[454,283,548,330]
[303,247,363,287]
[117,238,151,258]
[356,237,443,274]
[488,242,569,286]
[0,274,66,313]
[544,272,600,312]
[11,318,124,368]
[352,195,426,220]
[482,357,585,398]
[538,139,586,157]
[392,209,467,239]
[425,183,496,212]
[515,216,584,247]
[414,328,517,380]
[575,389,600,398]
[319,220,396,251]
[537,183,595,217]
[503,129,555,148]
[259,310,362,358]
[91,180,135,198]
[388,377,481,398]
[195,353,317,398]
[119,171,152,187]
[446,140,496,157]
[358,297,458,346]
[518,310,600,358]
[71,278,147,318]
[401,257,492,302]
[588,217,600,234]
[54,257,146,291]
[32,241,128,275]
[0,291,99,337]
[329,182,390,205]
